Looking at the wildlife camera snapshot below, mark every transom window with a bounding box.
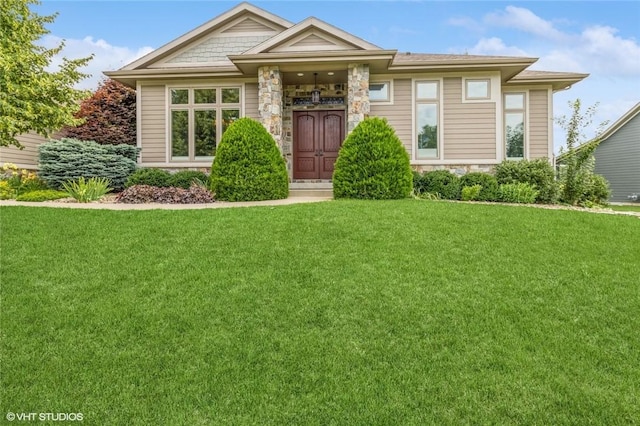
[169,87,241,161]
[370,81,391,102]
[415,81,439,159]
[465,79,490,100]
[504,93,525,159]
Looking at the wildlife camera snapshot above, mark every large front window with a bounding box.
[504,93,525,159]
[169,87,241,161]
[415,81,439,159]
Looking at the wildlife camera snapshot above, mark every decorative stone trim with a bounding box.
[258,66,283,146]
[413,164,496,175]
[347,63,370,132]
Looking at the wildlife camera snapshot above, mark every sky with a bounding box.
[34,1,640,152]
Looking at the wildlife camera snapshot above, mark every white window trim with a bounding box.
[412,78,443,161]
[165,84,243,163]
[463,78,491,102]
[369,80,393,105]
[503,90,528,160]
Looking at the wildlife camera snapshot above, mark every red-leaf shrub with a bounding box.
[116,184,214,204]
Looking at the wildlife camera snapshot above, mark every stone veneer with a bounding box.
[258,66,283,147]
[413,164,496,175]
[347,64,370,132]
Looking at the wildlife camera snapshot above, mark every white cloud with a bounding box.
[41,35,154,90]
[466,37,529,57]
[484,6,567,42]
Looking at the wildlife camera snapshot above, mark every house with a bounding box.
[591,103,640,202]
[105,2,587,183]
[0,132,55,169]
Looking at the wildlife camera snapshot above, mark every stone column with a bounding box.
[347,63,370,133]
[258,65,283,148]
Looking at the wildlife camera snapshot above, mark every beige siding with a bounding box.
[244,83,260,121]
[443,77,496,160]
[528,89,550,159]
[0,132,53,168]
[140,85,166,163]
[370,79,412,154]
[221,17,277,33]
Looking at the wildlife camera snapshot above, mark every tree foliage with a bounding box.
[60,79,136,145]
[0,0,93,147]
[556,99,609,205]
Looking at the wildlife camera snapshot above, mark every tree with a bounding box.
[60,79,136,145]
[0,0,93,148]
[556,99,609,205]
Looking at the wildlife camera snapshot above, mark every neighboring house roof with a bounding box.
[556,102,640,162]
[105,2,588,90]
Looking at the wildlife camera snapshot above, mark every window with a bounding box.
[370,81,390,102]
[169,87,241,161]
[465,79,490,100]
[504,93,525,159]
[415,81,439,159]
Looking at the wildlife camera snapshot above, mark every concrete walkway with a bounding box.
[0,197,333,210]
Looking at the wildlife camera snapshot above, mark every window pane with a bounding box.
[417,82,437,99]
[171,110,189,158]
[222,109,240,134]
[417,103,438,158]
[505,112,524,158]
[370,82,389,101]
[171,89,188,105]
[194,89,216,104]
[194,110,216,158]
[505,93,524,109]
[467,80,489,99]
[222,88,240,104]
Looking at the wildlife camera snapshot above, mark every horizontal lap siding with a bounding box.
[594,114,640,202]
[140,85,166,163]
[0,132,53,168]
[370,78,412,154]
[443,77,496,160]
[529,89,550,159]
[244,83,260,121]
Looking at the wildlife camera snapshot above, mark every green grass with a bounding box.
[1,200,639,425]
[609,204,640,212]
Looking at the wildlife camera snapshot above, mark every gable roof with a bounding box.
[120,2,292,71]
[599,102,640,141]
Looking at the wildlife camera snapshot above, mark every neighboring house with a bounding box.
[591,103,639,202]
[0,132,56,169]
[105,2,587,182]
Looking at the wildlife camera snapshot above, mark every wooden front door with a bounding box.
[293,110,345,180]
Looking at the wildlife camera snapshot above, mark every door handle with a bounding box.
[318,150,324,157]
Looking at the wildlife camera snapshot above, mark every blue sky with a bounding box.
[36,1,640,151]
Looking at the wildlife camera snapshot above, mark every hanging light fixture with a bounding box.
[311,72,321,105]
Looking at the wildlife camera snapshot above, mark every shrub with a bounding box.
[62,177,112,203]
[459,172,498,201]
[1,163,49,196]
[116,184,214,204]
[461,185,482,201]
[125,168,172,188]
[0,180,15,199]
[494,159,558,204]
[333,117,412,199]
[38,138,137,190]
[498,183,539,204]
[420,170,461,200]
[15,190,69,202]
[582,174,610,206]
[169,170,210,189]
[210,118,288,201]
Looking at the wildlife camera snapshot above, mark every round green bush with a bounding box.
[459,172,499,201]
[333,117,412,200]
[169,170,209,189]
[583,174,610,205]
[210,118,288,201]
[125,168,172,188]
[422,170,461,200]
[494,159,558,204]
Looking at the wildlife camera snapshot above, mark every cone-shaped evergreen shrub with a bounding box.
[333,117,412,199]
[210,118,288,201]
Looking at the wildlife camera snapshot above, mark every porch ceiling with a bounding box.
[282,70,347,85]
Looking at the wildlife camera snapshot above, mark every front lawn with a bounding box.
[1,201,638,424]
[610,204,640,212]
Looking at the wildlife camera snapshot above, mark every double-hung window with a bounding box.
[415,81,440,159]
[169,87,241,161]
[504,93,525,159]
